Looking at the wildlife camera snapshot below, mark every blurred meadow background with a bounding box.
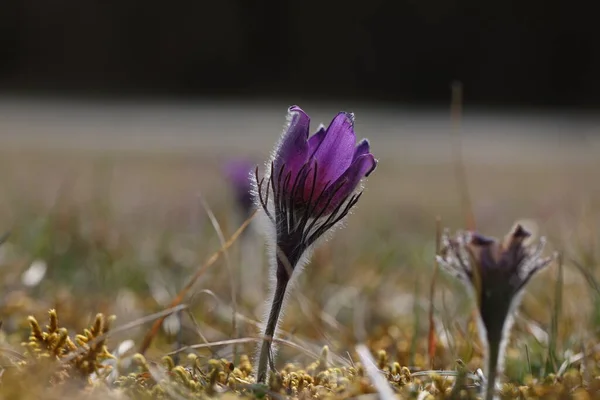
[1,1,600,398]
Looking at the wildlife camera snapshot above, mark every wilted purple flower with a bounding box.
[436,224,553,400]
[253,105,377,382]
[224,159,255,217]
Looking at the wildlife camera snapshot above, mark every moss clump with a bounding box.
[0,310,116,399]
[1,310,600,399]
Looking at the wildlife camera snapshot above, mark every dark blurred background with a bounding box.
[1,0,599,108]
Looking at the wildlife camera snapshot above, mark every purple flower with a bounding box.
[253,106,377,383]
[271,106,376,215]
[437,224,554,399]
[255,106,376,267]
[224,159,255,216]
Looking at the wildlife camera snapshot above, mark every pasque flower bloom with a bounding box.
[436,224,553,400]
[253,105,376,383]
[224,159,255,217]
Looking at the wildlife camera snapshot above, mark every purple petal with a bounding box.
[274,106,310,177]
[352,139,371,163]
[319,153,377,214]
[307,125,326,157]
[312,112,357,185]
[470,233,496,246]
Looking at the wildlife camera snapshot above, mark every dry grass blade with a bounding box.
[167,336,321,361]
[167,337,257,356]
[557,342,600,377]
[294,289,350,339]
[187,289,352,366]
[450,81,476,231]
[546,252,563,374]
[0,346,27,363]
[137,209,257,355]
[449,82,482,332]
[197,194,238,360]
[0,231,10,246]
[427,216,442,368]
[571,259,600,296]
[409,276,421,366]
[355,344,396,400]
[411,369,480,380]
[526,344,532,375]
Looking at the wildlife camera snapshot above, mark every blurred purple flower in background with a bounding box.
[224,158,265,307]
[224,159,255,217]
[437,224,554,400]
[254,105,377,383]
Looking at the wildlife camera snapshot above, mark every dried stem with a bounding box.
[427,216,442,368]
[450,81,476,231]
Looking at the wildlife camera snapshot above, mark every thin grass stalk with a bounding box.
[450,81,475,231]
[198,194,238,361]
[546,252,563,374]
[138,210,256,355]
[409,276,420,367]
[427,216,442,368]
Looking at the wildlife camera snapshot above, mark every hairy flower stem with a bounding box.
[485,330,502,400]
[256,265,290,383]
